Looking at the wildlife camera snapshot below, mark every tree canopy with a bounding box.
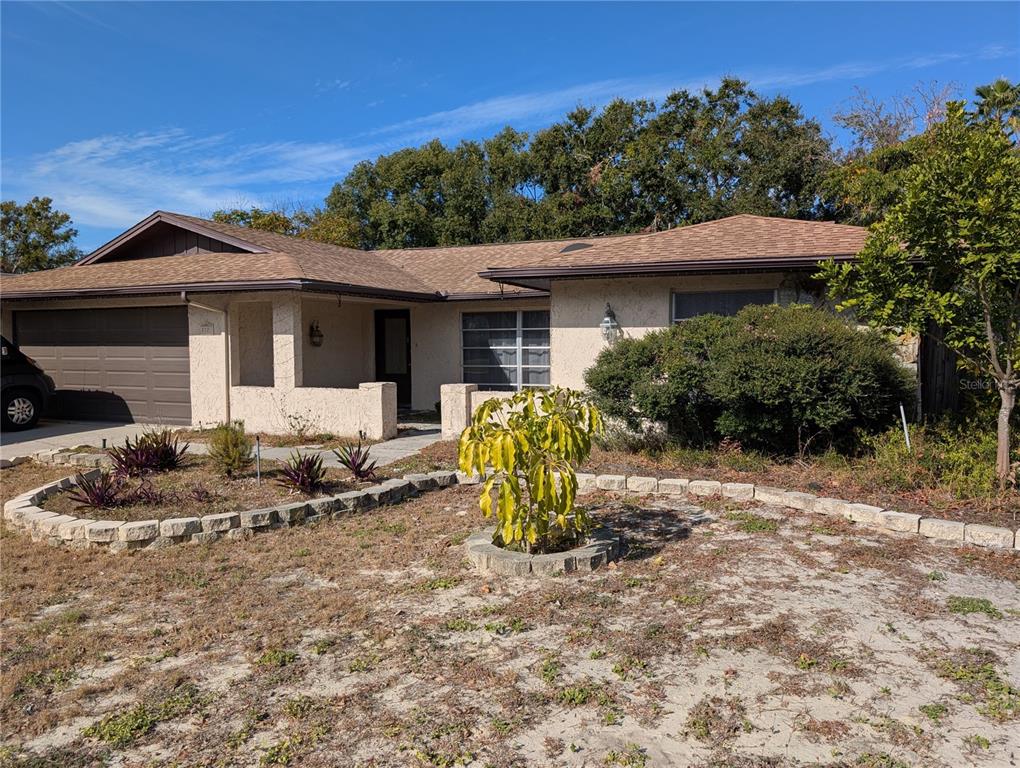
[211,207,359,248]
[321,79,833,249]
[220,78,1018,251]
[1,197,83,273]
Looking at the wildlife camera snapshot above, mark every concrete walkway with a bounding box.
[1,420,442,467]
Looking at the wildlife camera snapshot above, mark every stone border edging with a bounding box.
[571,473,1018,553]
[1,447,111,470]
[2,469,459,553]
[3,456,1016,555]
[465,526,622,576]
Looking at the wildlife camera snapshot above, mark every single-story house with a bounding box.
[2,211,881,439]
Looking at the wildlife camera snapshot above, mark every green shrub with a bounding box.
[585,305,914,456]
[585,313,728,442]
[709,305,914,454]
[865,419,1006,498]
[208,420,254,478]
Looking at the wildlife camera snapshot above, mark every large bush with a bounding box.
[585,305,914,455]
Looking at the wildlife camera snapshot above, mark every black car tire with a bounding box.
[2,388,41,431]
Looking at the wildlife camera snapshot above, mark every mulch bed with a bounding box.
[403,441,1018,530]
[40,456,360,522]
[174,429,382,450]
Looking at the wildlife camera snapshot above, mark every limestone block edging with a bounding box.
[3,451,1017,556]
[2,467,462,554]
[464,526,622,576]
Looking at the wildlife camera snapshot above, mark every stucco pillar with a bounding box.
[272,294,303,389]
[441,383,477,439]
[187,303,229,427]
[358,382,398,440]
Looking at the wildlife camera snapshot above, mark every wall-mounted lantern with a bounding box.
[309,321,324,347]
[599,303,622,343]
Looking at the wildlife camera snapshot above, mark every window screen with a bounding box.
[672,289,775,322]
[462,310,550,390]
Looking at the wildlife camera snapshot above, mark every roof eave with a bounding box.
[2,278,443,303]
[477,254,860,288]
[442,288,549,301]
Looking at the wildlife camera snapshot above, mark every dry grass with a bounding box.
[38,457,360,522]
[0,460,1017,767]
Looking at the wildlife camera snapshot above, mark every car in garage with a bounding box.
[1,335,55,430]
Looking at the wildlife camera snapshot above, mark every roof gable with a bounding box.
[78,211,268,265]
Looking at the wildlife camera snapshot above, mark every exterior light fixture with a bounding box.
[599,303,622,343]
[309,321,324,347]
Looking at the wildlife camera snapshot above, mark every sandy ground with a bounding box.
[0,462,1017,767]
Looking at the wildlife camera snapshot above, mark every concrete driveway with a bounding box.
[0,420,158,461]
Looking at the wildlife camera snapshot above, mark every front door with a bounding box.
[374,309,411,408]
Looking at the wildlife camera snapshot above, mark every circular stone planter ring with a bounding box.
[465,526,622,577]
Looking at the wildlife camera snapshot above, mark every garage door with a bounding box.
[13,307,191,424]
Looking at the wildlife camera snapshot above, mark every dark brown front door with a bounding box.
[374,309,411,407]
[12,306,191,424]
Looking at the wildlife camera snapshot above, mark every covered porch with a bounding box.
[189,290,551,439]
[189,291,413,440]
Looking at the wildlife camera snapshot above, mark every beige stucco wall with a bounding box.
[230,381,397,439]
[235,301,274,386]
[301,297,373,388]
[549,274,789,390]
[409,297,550,412]
[187,301,230,427]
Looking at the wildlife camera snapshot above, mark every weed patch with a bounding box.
[946,596,1002,619]
[724,511,779,533]
[936,649,1019,721]
[82,682,207,747]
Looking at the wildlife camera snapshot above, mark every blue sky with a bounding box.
[2,1,1017,250]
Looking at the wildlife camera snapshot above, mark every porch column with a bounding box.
[272,294,303,389]
[441,383,477,439]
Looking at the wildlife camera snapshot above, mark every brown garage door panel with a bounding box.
[13,307,191,424]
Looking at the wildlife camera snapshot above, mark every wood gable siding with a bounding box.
[99,221,247,262]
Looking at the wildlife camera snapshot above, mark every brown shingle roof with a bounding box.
[1,212,867,300]
[1,248,439,301]
[164,213,434,295]
[378,233,645,295]
[481,215,867,281]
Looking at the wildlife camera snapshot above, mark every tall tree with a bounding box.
[823,83,958,225]
[213,207,297,236]
[1,197,82,273]
[820,103,1020,485]
[974,77,1020,134]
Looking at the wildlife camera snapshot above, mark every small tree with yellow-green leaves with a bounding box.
[458,388,603,553]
